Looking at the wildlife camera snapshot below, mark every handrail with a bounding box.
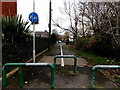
[92,65,120,88]
[54,55,77,73]
[2,63,55,89]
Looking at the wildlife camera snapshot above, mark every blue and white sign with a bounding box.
[29,12,39,23]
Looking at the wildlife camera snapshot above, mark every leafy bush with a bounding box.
[51,33,57,44]
[2,15,31,43]
[2,15,50,65]
[89,33,113,56]
[74,37,86,50]
[74,33,120,60]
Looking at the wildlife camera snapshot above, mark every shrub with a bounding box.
[2,15,31,43]
[2,15,50,65]
[89,33,113,57]
[74,37,86,50]
[51,33,57,44]
[74,33,120,60]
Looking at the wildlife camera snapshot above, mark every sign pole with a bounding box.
[48,0,52,50]
[33,0,36,63]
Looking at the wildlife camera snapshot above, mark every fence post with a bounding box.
[54,57,56,70]
[92,65,120,88]
[74,56,77,73]
[2,67,7,88]
[2,63,55,89]
[47,63,55,89]
[54,55,77,73]
[19,66,24,88]
[91,68,96,88]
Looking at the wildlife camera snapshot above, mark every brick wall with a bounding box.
[0,1,2,16]
[0,0,17,16]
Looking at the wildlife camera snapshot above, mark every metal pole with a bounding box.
[19,66,24,88]
[33,0,36,63]
[48,0,51,50]
[92,65,120,88]
[2,63,55,89]
[54,55,77,73]
[2,68,7,88]
[47,63,55,89]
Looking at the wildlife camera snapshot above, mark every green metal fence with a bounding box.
[54,55,77,73]
[2,63,55,89]
[92,65,120,88]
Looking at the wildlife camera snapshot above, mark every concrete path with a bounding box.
[4,42,119,89]
[39,43,90,67]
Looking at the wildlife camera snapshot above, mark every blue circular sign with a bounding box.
[29,12,38,23]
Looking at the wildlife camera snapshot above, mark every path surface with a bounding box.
[4,42,119,89]
[39,43,89,67]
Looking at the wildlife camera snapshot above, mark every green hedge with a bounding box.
[74,33,120,60]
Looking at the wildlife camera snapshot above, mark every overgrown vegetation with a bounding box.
[74,33,120,61]
[72,48,120,65]
[69,44,120,86]
[51,33,58,44]
[2,15,50,65]
[2,15,31,43]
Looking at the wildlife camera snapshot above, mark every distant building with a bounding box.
[0,0,17,16]
[69,36,74,42]
[35,30,49,38]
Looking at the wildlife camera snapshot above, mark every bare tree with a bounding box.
[52,0,80,40]
[78,2,86,37]
[84,2,120,45]
[106,2,120,45]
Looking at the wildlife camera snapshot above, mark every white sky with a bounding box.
[17,0,68,33]
[17,0,119,34]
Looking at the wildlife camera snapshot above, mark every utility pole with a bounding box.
[33,0,36,63]
[48,0,52,50]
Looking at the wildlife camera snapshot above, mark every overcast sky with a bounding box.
[17,0,118,34]
[17,0,69,33]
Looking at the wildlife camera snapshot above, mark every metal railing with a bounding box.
[54,55,77,73]
[2,63,55,89]
[92,65,120,88]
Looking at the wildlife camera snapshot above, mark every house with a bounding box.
[35,30,49,38]
[0,0,17,16]
[69,36,74,42]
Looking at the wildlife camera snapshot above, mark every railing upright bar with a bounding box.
[54,55,77,73]
[19,66,24,88]
[48,63,55,89]
[2,68,7,88]
[2,63,55,89]
[92,65,120,88]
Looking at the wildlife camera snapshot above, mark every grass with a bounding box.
[71,48,120,65]
[69,45,120,86]
[114,76,120,84]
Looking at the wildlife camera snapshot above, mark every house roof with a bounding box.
[35,30,49,38]
[0,0,17,16]
[1,0,17,2]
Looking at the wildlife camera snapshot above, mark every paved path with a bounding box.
[39,43,90,67]
[4,43,119,89]
[38,56,88,67]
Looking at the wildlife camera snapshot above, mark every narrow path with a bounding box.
[4,42,119,89]
[39,43,89,67]
[60,44,64,67]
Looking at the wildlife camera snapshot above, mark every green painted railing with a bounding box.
[2,63,55,89]
[92,65,120,88]
[54,55,77,73]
